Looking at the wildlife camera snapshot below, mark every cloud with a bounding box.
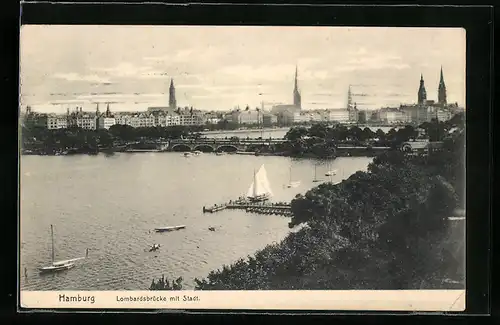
[52,73,111,84]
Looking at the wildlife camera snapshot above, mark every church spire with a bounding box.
[418,73,427,105]
[293,65,301,110]
[169,78,177,110]
[438,65,447,105]
[347,84,353,109]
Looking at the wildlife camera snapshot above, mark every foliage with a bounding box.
[149,275,183,290]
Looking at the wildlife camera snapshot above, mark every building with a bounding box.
[231,108,263,125]
[96,103,116,129]
[271,104,299,115]
[326,109,350,123]
[418,73,427,105]
[293,65,301,110]
[271,66,302,114]
[438,66,447,106]
[357,110,367,124]
[277,110,308,126]
[347,86,359,122]
[169,79,177,110]
[67,107,97,130]
[177,107,206,126]
[97,117,116,129]
[155,112,181,127]
[378,107,409,125]
[262,113,278,127]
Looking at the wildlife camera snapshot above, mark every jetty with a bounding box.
[203,202,292,217]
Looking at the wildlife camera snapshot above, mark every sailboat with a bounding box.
[325,161,337,176]
[39,225,85,274]
[247,164,273,202]
[312,164,322,183]
[286,165,301,188]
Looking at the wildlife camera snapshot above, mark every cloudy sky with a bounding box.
[20,26,465,113]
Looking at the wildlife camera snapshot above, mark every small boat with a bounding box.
[216,152,225,156]
[149,244,161,252]
[286,166,301,188]
[312,164,322,183]
[184,152,192,157]
[325,169,337,176]
[193,150,202,156]
[208,227,216,231]
[39,225,85,274]
[154,225,186,232]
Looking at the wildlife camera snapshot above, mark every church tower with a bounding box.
[347,85,353,109]
[438,66,447,106]
[169,78,177,110]
[293,66,302,110]
[106,103,111,117]
[418,74,427,105]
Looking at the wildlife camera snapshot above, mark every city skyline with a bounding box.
[20,26,465,113]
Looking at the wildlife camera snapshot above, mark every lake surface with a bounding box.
[202,126,397,139]
[20,153,373,290]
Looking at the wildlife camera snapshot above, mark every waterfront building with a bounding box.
[277,109,308,126]
[378,107,409,125]
[67,107,97,130]
[357,110,367,124]
[97,117,116,130]
[262,113,278,127]
[231,107,263,125]
[96,103,116,130]
[177,107,206,126]
[326,109,350,123]
[30,113,69,130]
[155,112,181,127]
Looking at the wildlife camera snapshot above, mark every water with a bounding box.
[20,153,373,291]
[202,126,397,139]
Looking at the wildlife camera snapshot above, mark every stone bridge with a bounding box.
[167,138,287,152]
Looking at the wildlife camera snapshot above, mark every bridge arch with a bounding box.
[216,145,239,153]
[171,144,192,152]
[194,145,215,153]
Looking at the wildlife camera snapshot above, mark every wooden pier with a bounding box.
[203,201,292,217]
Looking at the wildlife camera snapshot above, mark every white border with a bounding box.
[20,290,465,311]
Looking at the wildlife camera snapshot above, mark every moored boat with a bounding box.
[154,225,186,232]
[39,225,85,274]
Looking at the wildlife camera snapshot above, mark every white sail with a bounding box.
[247,164,273,198]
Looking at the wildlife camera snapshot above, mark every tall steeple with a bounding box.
[95,103,100,116]
[418,73,427,105]
[169,78,177,110]
[438,66,447,106]
[347,85,353,109]
[293,65,301,110]
[106,103,111,117]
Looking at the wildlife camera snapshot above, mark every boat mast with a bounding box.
[253,168,257,197]
[50,224,55,264]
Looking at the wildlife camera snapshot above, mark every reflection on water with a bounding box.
[20,153,372,290]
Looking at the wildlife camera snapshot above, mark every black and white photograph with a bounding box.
[19,25,466,310]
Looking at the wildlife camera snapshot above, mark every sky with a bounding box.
[20,26,466,113]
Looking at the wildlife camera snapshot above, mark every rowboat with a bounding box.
[154,225,186,232]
